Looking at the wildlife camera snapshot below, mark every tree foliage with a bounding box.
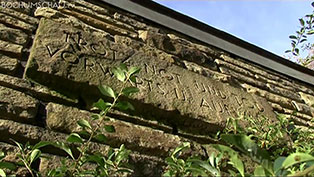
[286,2,314,69]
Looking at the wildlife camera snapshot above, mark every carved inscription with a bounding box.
[134,63,266,118]
[27,18,275,124]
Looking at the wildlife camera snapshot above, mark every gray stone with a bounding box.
[139,30,218,70]
[59,0,136,34]
[0,73,78,104]
[216,59,303,102]
[0,6,39,25]
[46,103,194,157]
[0,39,23,56]
[0,119,165,176]
[0,23,28,45]
[0,12,35,32]
[299,92,314,107]
[220,54,314,95]
[58,2,137,38]
[0,142,30,177]
[0,54,18,75]
[241,83,295,110]
[25,18,276,135]
[0,85,38,121]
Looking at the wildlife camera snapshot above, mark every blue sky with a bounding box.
[154,0,313,58]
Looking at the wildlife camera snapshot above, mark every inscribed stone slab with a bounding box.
[25,18,276,134]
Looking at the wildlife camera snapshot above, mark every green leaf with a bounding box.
[282,153,314,169]
[32,141,52,150]
[115,101,134,111]
[229,155,244,177]
[254,165,266,176]
[211,144,238,157]
[30,149,41,164]
[67,133,84,144]
[77,119,92,130]
[307,30,314,35]
[104,125,115,133]
[185,166,208,176]
[53,142,74,159]
[0,162,16,170]
[112,67,126,82]
[93,99,112,111]
[91,114,100,120]
[98,85,116,98]
[0,152,4,161]
[285,50,291,53]
[85,154,104,166]
[12,140,23,152]
[119,63,128,72]
[0,169,5,177]
[79,130,90,137]
[294,48,299,55]
[299,18,305,26]
[122,87,139,96]
[128,66,141,76]
[274,156,286,174]
[289,35,297,39]
[94,134,107,144]
[172,142,190,158]
[220,134,272,172]
[129,75,137,83]
[188,158,220,176]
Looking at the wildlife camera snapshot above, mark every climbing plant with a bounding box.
[0,64,140,177]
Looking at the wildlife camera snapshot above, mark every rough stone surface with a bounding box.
[139,30,218,71]
[0,54,18,75]
[0,73,77,104]
[216,59,303,102]
[1,0,314,176]
[299,92,314,107]
[0,86,38,120]
[0,6,39,25]
[0,12,35,32]
[39,154,97,176]
[46,103,187,157]
[0,23,28,45]
[59,7,138,38]
[25,17,276,135]
[0,143,30,177]
[0,119,165,176]
[220,54,314,95]
[0,39,23,56]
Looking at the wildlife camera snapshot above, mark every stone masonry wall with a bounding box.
[0,0,313,176]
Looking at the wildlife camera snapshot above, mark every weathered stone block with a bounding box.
[59,2,137,38]
[25,17,276,135]
[220,54,314,95]
[139,30,218,70]
[299,92,314,107]
[0,73,77,105]
[0,54,18,75]
[0,23,28,45]
[0,85,38,121]
[0,142,30,176]
[0,6,39,25]
[0,39,23,57]
[0,12,35,32]
[46,103,187,157]
[0,119,165,176]
[216,59,303,102]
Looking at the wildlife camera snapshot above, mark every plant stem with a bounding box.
[71,75,131,175]
[21,152,35,177]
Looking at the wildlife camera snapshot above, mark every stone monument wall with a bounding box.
[0,0,313,175]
